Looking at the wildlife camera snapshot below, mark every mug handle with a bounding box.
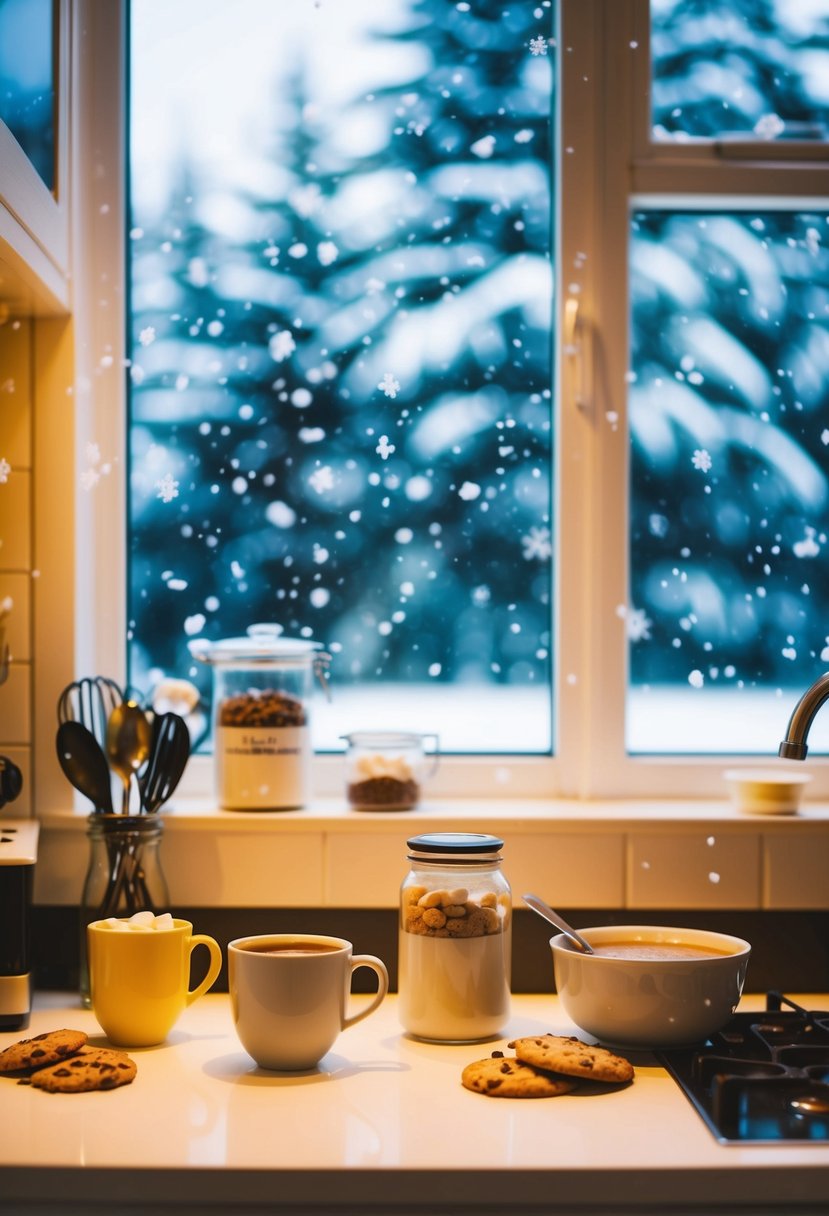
[186,934,223,1006]
[343,954,389,1029]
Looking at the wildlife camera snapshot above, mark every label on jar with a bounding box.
[215,725,310,809]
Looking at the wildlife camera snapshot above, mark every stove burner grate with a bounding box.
[657,993,829,1144]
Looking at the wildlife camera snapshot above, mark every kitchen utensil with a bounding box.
[522,892,594,954]
[550,924,751,1048]
[140,711,191,813]
[58,676,124,751]
[106,700,152,814]
[55,720,113,813]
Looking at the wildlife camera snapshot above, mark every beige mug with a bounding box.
[228,933,389,1070]
[87,917,223,1047]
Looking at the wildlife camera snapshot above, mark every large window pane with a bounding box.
[128,0,554,754]
[629,208,829,754]
[0,0,54,190]
[651,0,829,142]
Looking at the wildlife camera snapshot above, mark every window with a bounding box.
[0,0,55,191]
[72,0,829,801]
[127,0,554,757]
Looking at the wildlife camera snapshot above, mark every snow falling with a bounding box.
[126,0,555,737]
[123,0,829,753]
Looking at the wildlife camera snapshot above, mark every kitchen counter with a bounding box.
[1,993,828,1215]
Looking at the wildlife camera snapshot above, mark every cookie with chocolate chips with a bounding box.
[508,1034,634,1084]
[25,1046,137,1093]
[461,1055,577,1098]
[0,1029,88,1074]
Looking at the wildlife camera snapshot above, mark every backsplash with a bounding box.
[0,317,32,817]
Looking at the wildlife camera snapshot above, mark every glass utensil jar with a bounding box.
[189,625,330,810]
[342,730,439,811]
[398,832,511,1043]
[79,813,169,1007]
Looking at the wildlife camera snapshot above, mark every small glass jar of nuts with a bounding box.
[189,625,330,809]
[398,832,511,1043]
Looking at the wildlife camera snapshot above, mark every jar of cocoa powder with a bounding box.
[189,625,330,810]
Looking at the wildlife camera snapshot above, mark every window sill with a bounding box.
[33,796,829,912]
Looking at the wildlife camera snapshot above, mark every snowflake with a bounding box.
[269,330,296,363]
[376,435,395,460]
[793,526,820,558]
[691,448,712,473]
[80,468,101,491]
[754,113,785,140]
[622,606,652,642]
[529,35,549,56]
[471,135,496,159]
[459,481,481,501]
[138,326,156,347]
[86,442,101,465]
[522,526,553,561]
[309,465,334,494]
[0,457,10,483]
[317,241,339,266]
[155,472,180,503]
[378,372,400,399]
[821,429,829,446]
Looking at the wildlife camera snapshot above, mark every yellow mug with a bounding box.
[87,917,223,1047]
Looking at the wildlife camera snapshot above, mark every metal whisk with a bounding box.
[57,676,124,751]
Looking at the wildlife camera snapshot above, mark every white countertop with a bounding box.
[1,992,828,1214]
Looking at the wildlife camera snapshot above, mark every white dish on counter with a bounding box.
[724,767,811,815]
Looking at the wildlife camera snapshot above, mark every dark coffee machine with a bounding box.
[0,757,35,1031]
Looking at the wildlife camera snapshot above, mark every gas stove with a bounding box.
[657,993,829,1144]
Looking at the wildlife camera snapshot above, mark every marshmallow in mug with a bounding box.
[101,911,176,932]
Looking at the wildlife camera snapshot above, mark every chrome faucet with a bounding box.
[778,672,829,760]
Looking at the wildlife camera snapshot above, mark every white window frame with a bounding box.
[65,0,829,807]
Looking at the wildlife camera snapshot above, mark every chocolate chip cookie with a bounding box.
[25,1046,137,1093]
[0,1029,88,1074]
[462,1055,578,1098]
[508,1034,634,1084]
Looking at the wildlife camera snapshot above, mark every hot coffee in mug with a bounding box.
[228,933,388,1070]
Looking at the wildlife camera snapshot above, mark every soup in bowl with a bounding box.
[550,924,751,1049]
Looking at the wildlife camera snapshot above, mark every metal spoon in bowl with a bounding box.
[522,893,594,954]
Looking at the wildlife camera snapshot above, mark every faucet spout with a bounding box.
[778,671,829,760]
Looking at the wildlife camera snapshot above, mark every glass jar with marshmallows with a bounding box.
[342,730,438,811]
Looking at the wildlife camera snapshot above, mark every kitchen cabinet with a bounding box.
[1,991,827,1214]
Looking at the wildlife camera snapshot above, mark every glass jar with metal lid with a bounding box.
[189,625,330,810]
[398,832,511,1043]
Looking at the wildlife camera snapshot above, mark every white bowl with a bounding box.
[724,767,811,815]
[551,924,751,1049]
